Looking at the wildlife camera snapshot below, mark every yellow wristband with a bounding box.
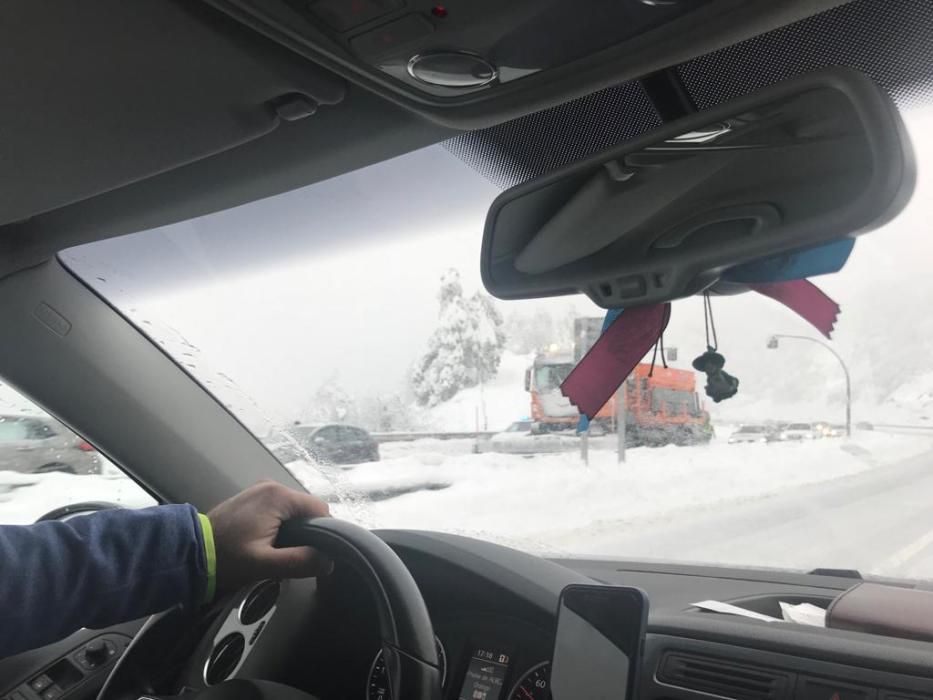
[198,513,217,605]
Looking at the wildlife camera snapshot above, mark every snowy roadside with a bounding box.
[0,467,156,524]
[379,438,476,460]
[1,432,930,554]
[288,431,933,552]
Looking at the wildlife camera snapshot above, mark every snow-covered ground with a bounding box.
[0,465,155,524]
[1,428,932,578]
[286,430,933,554]
[379,438,476,459]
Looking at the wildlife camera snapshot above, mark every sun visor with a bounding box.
[0,0,345,227]
[480,68,915,308]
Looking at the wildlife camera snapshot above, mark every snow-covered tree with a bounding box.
[357,392,417,432]
[305,374,357,424]
[411,269,506,407]
[471,291,507,379]
[504,305,578,354]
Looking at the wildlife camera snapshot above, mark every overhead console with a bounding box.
[268,0,708,95]
[202,0,851,128]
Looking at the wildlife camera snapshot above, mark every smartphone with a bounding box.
[549,584,649,700]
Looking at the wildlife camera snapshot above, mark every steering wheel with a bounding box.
[98,517,442,700]
[35,501,121,522]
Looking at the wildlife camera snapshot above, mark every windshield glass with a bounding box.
[534,365,572,392]
[0,418,29,442]
[650,389,698,417]
[61,106,933,579]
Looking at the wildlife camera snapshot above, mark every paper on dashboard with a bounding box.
[779,601,827,626]
[692,600,781,622]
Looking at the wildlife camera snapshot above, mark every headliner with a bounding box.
[0,0,874,278]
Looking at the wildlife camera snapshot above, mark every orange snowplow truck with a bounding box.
[524,318,712,446]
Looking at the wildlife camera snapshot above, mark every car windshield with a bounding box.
[650,389,698,417]
[59,104,933,581]
[534,365,572,393]
[0,419,30,442]
[737,427,764,434]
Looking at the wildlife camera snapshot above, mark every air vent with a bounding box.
[204,633,245,686]
[239,580,280,625]
[658,653,792,700]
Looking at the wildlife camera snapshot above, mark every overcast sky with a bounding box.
[62,142,597,425]
[60,106,933,431]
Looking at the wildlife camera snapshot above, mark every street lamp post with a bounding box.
[766,334,851,437]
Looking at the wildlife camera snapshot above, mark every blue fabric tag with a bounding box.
[724,238,855,284]
[602,308,624,332]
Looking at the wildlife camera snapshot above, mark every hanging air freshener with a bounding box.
[692,294,739,403]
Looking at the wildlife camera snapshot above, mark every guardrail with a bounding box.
[872,423,933,433]
[372,431,497,444]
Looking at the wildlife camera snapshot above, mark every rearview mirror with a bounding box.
[481,68,914,307]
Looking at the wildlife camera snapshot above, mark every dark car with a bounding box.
[287,424,380,466]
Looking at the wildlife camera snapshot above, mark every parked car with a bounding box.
[727,425,774,444]
[0,415,101,474]
[779,423,820,441]
[503,420,535,435]
[285,423,380,465]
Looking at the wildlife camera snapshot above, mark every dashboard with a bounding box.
[6,529,933,700]
[301,530,565,700]
[367,615,551,700]
[348,530,933,700]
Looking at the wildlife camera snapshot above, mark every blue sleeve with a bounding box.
[0,504,208,659]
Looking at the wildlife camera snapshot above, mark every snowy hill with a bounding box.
[883,370,933,422]
[418,351,533,432]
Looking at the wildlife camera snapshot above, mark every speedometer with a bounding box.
[506,661,550,700]
[366,636,447,700]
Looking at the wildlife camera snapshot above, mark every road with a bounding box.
[565,445,933,581]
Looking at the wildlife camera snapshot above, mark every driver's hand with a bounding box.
[208,481,332,593]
